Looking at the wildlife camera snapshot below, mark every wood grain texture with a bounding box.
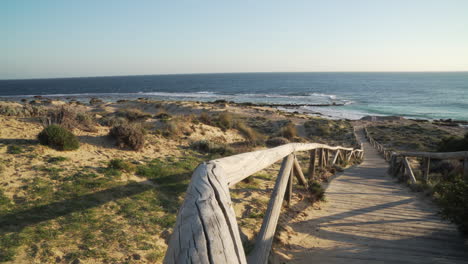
[248,154,295,264]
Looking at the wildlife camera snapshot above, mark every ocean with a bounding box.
[0,72,467,121]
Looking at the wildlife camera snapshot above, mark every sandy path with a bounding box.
[274,129,468,263]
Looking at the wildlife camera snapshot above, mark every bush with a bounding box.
[42,106,96,132]
[108,159,136,172]
[100,115,128,127]
[109,123,146,151]
[308,181,325,201]
[38,125,80,151]
[6,145,23,154]
[216,112,234,131]
[434,175,468,234]
[437,133,468,152]
[190,140,233,155]
[160,117,194,138]
[199,112,213,125]
[279,123,297,139]
[266,137,290,147]
[236,121,265,146]
[116,108,152,122]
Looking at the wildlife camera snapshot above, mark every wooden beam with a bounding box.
[423,157,430,182]
[332,150,340,165]
[403,157,417,183]
[285,166,294,206]
[248,154,295,264]
[318,148,324,168]
[293,157,308,188]
[308,150,316,180]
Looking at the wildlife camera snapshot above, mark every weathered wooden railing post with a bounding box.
[248,154,295,264]
[318,148,324,169]
[308,149,316,180]
[423,157,430,182]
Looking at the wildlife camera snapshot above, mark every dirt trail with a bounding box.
[274,128,468,263]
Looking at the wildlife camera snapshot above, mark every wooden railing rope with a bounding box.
[164,142,363,264]
[364,127,468,183]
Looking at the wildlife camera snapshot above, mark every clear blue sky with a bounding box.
[1,0,468,79]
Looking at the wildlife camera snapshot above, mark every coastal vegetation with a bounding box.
[38,125,80,151]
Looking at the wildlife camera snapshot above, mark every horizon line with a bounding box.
[2,70,468,81]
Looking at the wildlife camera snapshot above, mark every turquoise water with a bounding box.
[0,72,467,120]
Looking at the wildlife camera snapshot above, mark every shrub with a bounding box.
[109,123,146,151]
[108,159,136,172]
[190,140,233,155]
[154,112,171,120]
[434,175,468,234]
[279,123,297,139]
[46,156,68,163]
[160,117,193,137]
[437,133,468,152]
[37,125,80,151]
[6,145,23,154]
[216,112,234,131]
[199,112,213,125]
[308,181,325,201]
[100,115,128,127]
[116,108,152,122]
[42,106,96,132]
[236,121,265,146]
[266,137,290,147]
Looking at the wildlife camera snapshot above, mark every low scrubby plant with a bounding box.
[116,108,152,122]
[279,123,297,139]
[42,106,96,132]
[109,123,146,151]
[434,175,468,234]
[6,145,23,154]
[216,112,234,131]
[108,159,136,172]
[236,121,265,146]
[199,111,213,125]
[46,156,68,164]
[160,116,194,138]
[308,180,325,201]
[266,137,289,147]
[437,133,468,152]
[37,125,80,151]
[190,140,233,155]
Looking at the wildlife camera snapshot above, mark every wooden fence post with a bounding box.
[403,157,417,183]
[248,154,295,264]
[308,149,316,180]
[318,148,324,169]
[423,157,430,182]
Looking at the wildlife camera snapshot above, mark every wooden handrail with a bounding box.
[364,127,468,182]
[164,142,363,264]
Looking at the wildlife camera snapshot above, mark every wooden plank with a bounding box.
[285,166,294,206]
[213,143,357,186]
[293,157,308,188]
[423,157,430,182]
[248,154,295,264]
[332,150,340,165]
[318,148,324,168]
[308,149,316,180]
[403,157,417,183]
[164,163,247,264]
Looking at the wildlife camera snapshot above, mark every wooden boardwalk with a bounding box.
[277,129,468,263]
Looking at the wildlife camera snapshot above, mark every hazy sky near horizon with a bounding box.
[1,0,468,79]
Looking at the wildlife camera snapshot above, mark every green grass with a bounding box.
[7,145,23,154]
[46,156,68,164]
[0,154,204,263]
